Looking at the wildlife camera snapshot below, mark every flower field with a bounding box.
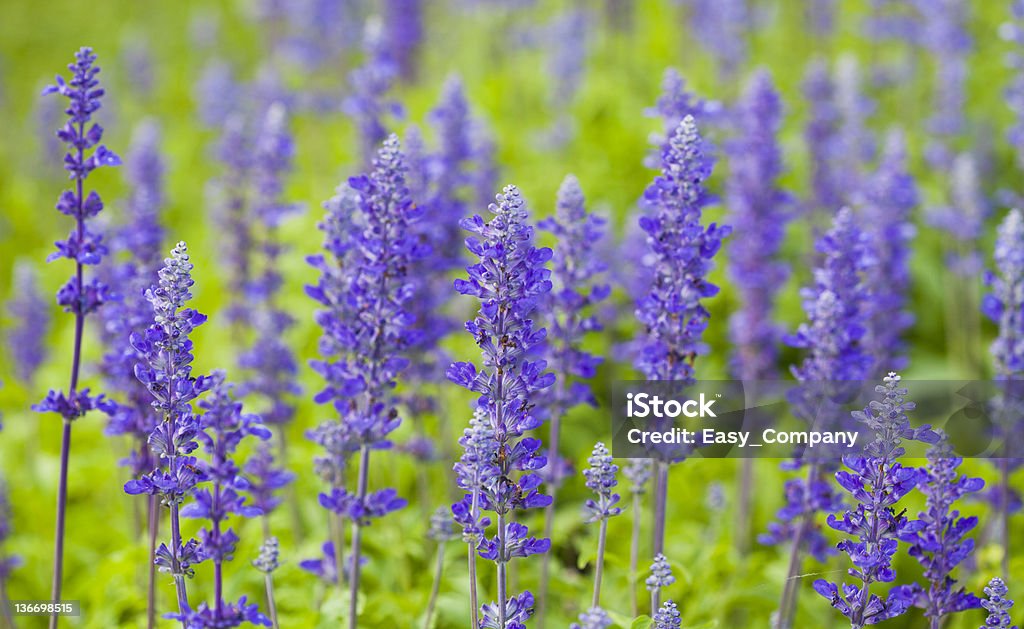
[0,1,1022,628]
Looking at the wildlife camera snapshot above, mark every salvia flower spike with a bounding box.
[982,208,1024,578]
[569,607,612,629]
[634,115,730,567]
[813,373,938,627]
[904,431,984,627]
[536,174,608,618]
[652,599,682,629]
[582,442,620,609]
[8,261,51,385]
[981,578,1018,629]
[448,183,555,628]
[124,242,213,624]
[306,133,420,627]
[646,553,675,614]
[33,46,121,626]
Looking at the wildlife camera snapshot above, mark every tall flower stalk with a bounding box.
[582,443,621,610]
[859,129,916,373]
[766,207,873,628]
[33,47,121,628]
[904,431,983,628]
[97,118,165,629]
[813,373,937,627]
[124,242,213,624]
[7,262,51,385]
[623,459,651,616]
[980,578,1018,629]
[448,184,555,628]
[634,116,730,564]
[724,69,792,554]
[424,507,457,629]
[981,209,1024,579]
[306,134,420,627]
[536,174,608,620]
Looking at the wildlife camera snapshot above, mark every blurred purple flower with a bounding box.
[7,262,50,384]
[725,69,793,382]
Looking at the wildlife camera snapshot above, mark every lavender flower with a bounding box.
[770,207,873,629]
[859,129,916,373]
[833,55,874,184]
[982,209,1024,579]
[981,578,1018,629]
[802,58,842,216]
[635,116,729,561]
[1003,1,1024,170]
[536,175,608,618]
[239,103,302,441]
[644,69,720,167]
[915,0,971,168]
[652,600,682,629]
[383,0,423,80]
[32,47,121,615]
[7,262,50,384]
[174,372,270,628]
[569,607,612,629]
[984,210,1024,376]
[447,184,555,628]
[124,242,213,621]
[543,8,588,146]
[344,17,403,166]
[813,373,937,627]
[211,113,255,327]
[725,69,792,382]
[581,443,620,609]
[306,134,421,627]
[636,116,728,383]
[688,0,749,78]
[904,432,984,627]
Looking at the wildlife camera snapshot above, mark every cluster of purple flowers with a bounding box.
[124,242,213,619]
[725,69,792,382]
[6,262,50,385]
[306,133,421,626]
[813,373,938,626]
[448,184,555,628]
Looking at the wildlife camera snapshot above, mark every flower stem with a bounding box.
[777,464,818,629]
[496,511,508,628]
[169,501,189,625]
[147,495,159,629]
[423,543,445,629]
[348,445,370,628]
[467,541,480,629]
[736,458,753,555]
[264,572,280,629]
[629,490,642,617]
[537,411,562,628]
[49,419,72,629]
[592,518,608,608]
[50,119,88,629]
[652,460,668,557]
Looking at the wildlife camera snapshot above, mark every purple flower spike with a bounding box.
[814,373,937,626]
[904,432,984,623]
[570,607,612,629]
[981,578,1019,629]
[726,69,793,382]
[307,133,422,626]
[859,129,916,373]
[450,183,554,628]
[124,242,212,618]
[636,115,730,384]
[35,47,120,614]
[177,372,270,627]
[652,600,682,629]
[7,262,51,384]
[344,17,403,166]
[802,58,842,216]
